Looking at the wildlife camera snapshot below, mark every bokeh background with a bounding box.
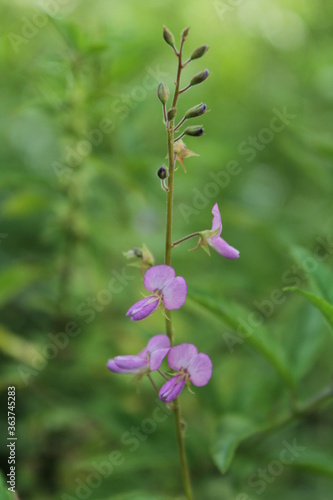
[1,0,333,499]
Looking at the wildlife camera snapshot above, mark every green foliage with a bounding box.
[0,1,333,499]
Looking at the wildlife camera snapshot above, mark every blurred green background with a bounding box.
[1,0,333,499]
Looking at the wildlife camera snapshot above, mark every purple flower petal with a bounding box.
[187,353,213,386]
[209,236,239,259]
[162,277,187,310]
[150,348,170,371]
[107,356,149,374]
[167,343,198,371]
[146,334,170,352]
[126,296,159,321]
[144,265,175,293]
[211,203,222,236]
[159,374,186,402]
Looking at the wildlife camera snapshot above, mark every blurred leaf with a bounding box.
[2,190,51,217]
[287,304,326,382]
[0,325,37,363]
[188,292,294,388]
[0,264,45,307]
[288,451,333,477]
[291,246,333,302]
[211,414,260,474]
[284,287,333,334]
[0,471,13,499]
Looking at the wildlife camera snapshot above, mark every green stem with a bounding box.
[172,232,201,248]
[164,35,194,500]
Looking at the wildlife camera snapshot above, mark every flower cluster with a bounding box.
[107,333,212,402]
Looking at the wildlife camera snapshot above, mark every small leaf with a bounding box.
[284,287,333,333]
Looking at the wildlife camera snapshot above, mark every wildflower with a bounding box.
[159,343,212,402]
[174,139,199,172]
[126,264,187,321]
[199,203,239,258]
[107,334,170,375]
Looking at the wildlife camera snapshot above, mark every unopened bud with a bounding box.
[181,27,190,40]
[157,166,168,179]
[123,244,154,269]
[157,82,170,104]
[163,26,175,48]
[190,45,209,61]
[167,107,177,120]
[184,103,207,119]
[190,69,210,86]
[184,125,204,137]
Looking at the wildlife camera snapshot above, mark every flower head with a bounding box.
[159,343,212,402]
[126,265,187,321]
[199,203,239,259]
[107,334,170,375]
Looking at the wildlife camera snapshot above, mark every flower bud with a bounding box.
[190,45,209,61]
[157,82,170,104]
[184,125,204,137]
[184,103,207,119]
[123,244,154,270]
[157,166,168,179]
[190,69,210,86]
[163,26,175,48]
[167,107,177,120]
[181,27,190,40]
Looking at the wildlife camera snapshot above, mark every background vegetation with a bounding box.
[0,0,333,499]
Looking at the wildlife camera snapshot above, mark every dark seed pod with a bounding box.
[157,166,168,179]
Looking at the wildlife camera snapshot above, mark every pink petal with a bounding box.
[126,296,159,321]
[211,203,222,236]
[187,353,212,386]
[209,236,239,259]
[162,277,187,310]
[167,343,198,371]
[107,356,149,374]
[159,375,186,402]
[146,334,170,353]
[149,348,170,371]
[144,265,175,293]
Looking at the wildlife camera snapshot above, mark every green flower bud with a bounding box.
[184,125,204,137]
[190,45,209,61]
[184,103,207,119]
[157,166,168,179]
[181,27,190,40]
[167,107,177,120]
[157,82,170,104]
[190,69,210,86]
[163,26,175,48]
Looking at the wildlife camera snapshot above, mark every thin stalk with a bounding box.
[164,35,194,500]
[172,232,201,248]
[175,116,186,131]
[174,132,186,142]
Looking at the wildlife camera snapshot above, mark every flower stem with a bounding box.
[164,34,194,500]
[172,232,201,248]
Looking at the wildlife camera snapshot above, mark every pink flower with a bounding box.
[159,343,212,402]
[126,265,187,321]
[200,203,239,259]
[107,334,170,375]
